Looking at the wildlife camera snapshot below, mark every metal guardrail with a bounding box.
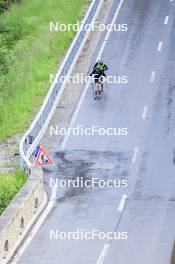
[19,0,104,172]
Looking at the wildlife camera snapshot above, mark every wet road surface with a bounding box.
[16,0,175,263]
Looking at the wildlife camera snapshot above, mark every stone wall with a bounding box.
[0,166,47,263]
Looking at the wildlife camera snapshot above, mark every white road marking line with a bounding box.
[62,0,124,148]
[157,41,163,52]
[60,81,90,150]
[132,147,139,163]
[142,106,148,119]
[10,184,57,264]
[150,71,155,83]
[164,16,169,24]
[98,0,124,58]
[96,244,110,264]
[97,193,127,264]
[118,194,127,212]
[11,0,125,263]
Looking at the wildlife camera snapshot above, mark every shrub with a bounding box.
[0,0,21,14]
[0,169,27,214]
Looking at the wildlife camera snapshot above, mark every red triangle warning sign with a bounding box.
[35,146,53,166]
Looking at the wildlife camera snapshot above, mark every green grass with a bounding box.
[0,0,89,140]
[0,169,27,214]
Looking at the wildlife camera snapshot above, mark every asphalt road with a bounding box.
[15,0,175,263]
